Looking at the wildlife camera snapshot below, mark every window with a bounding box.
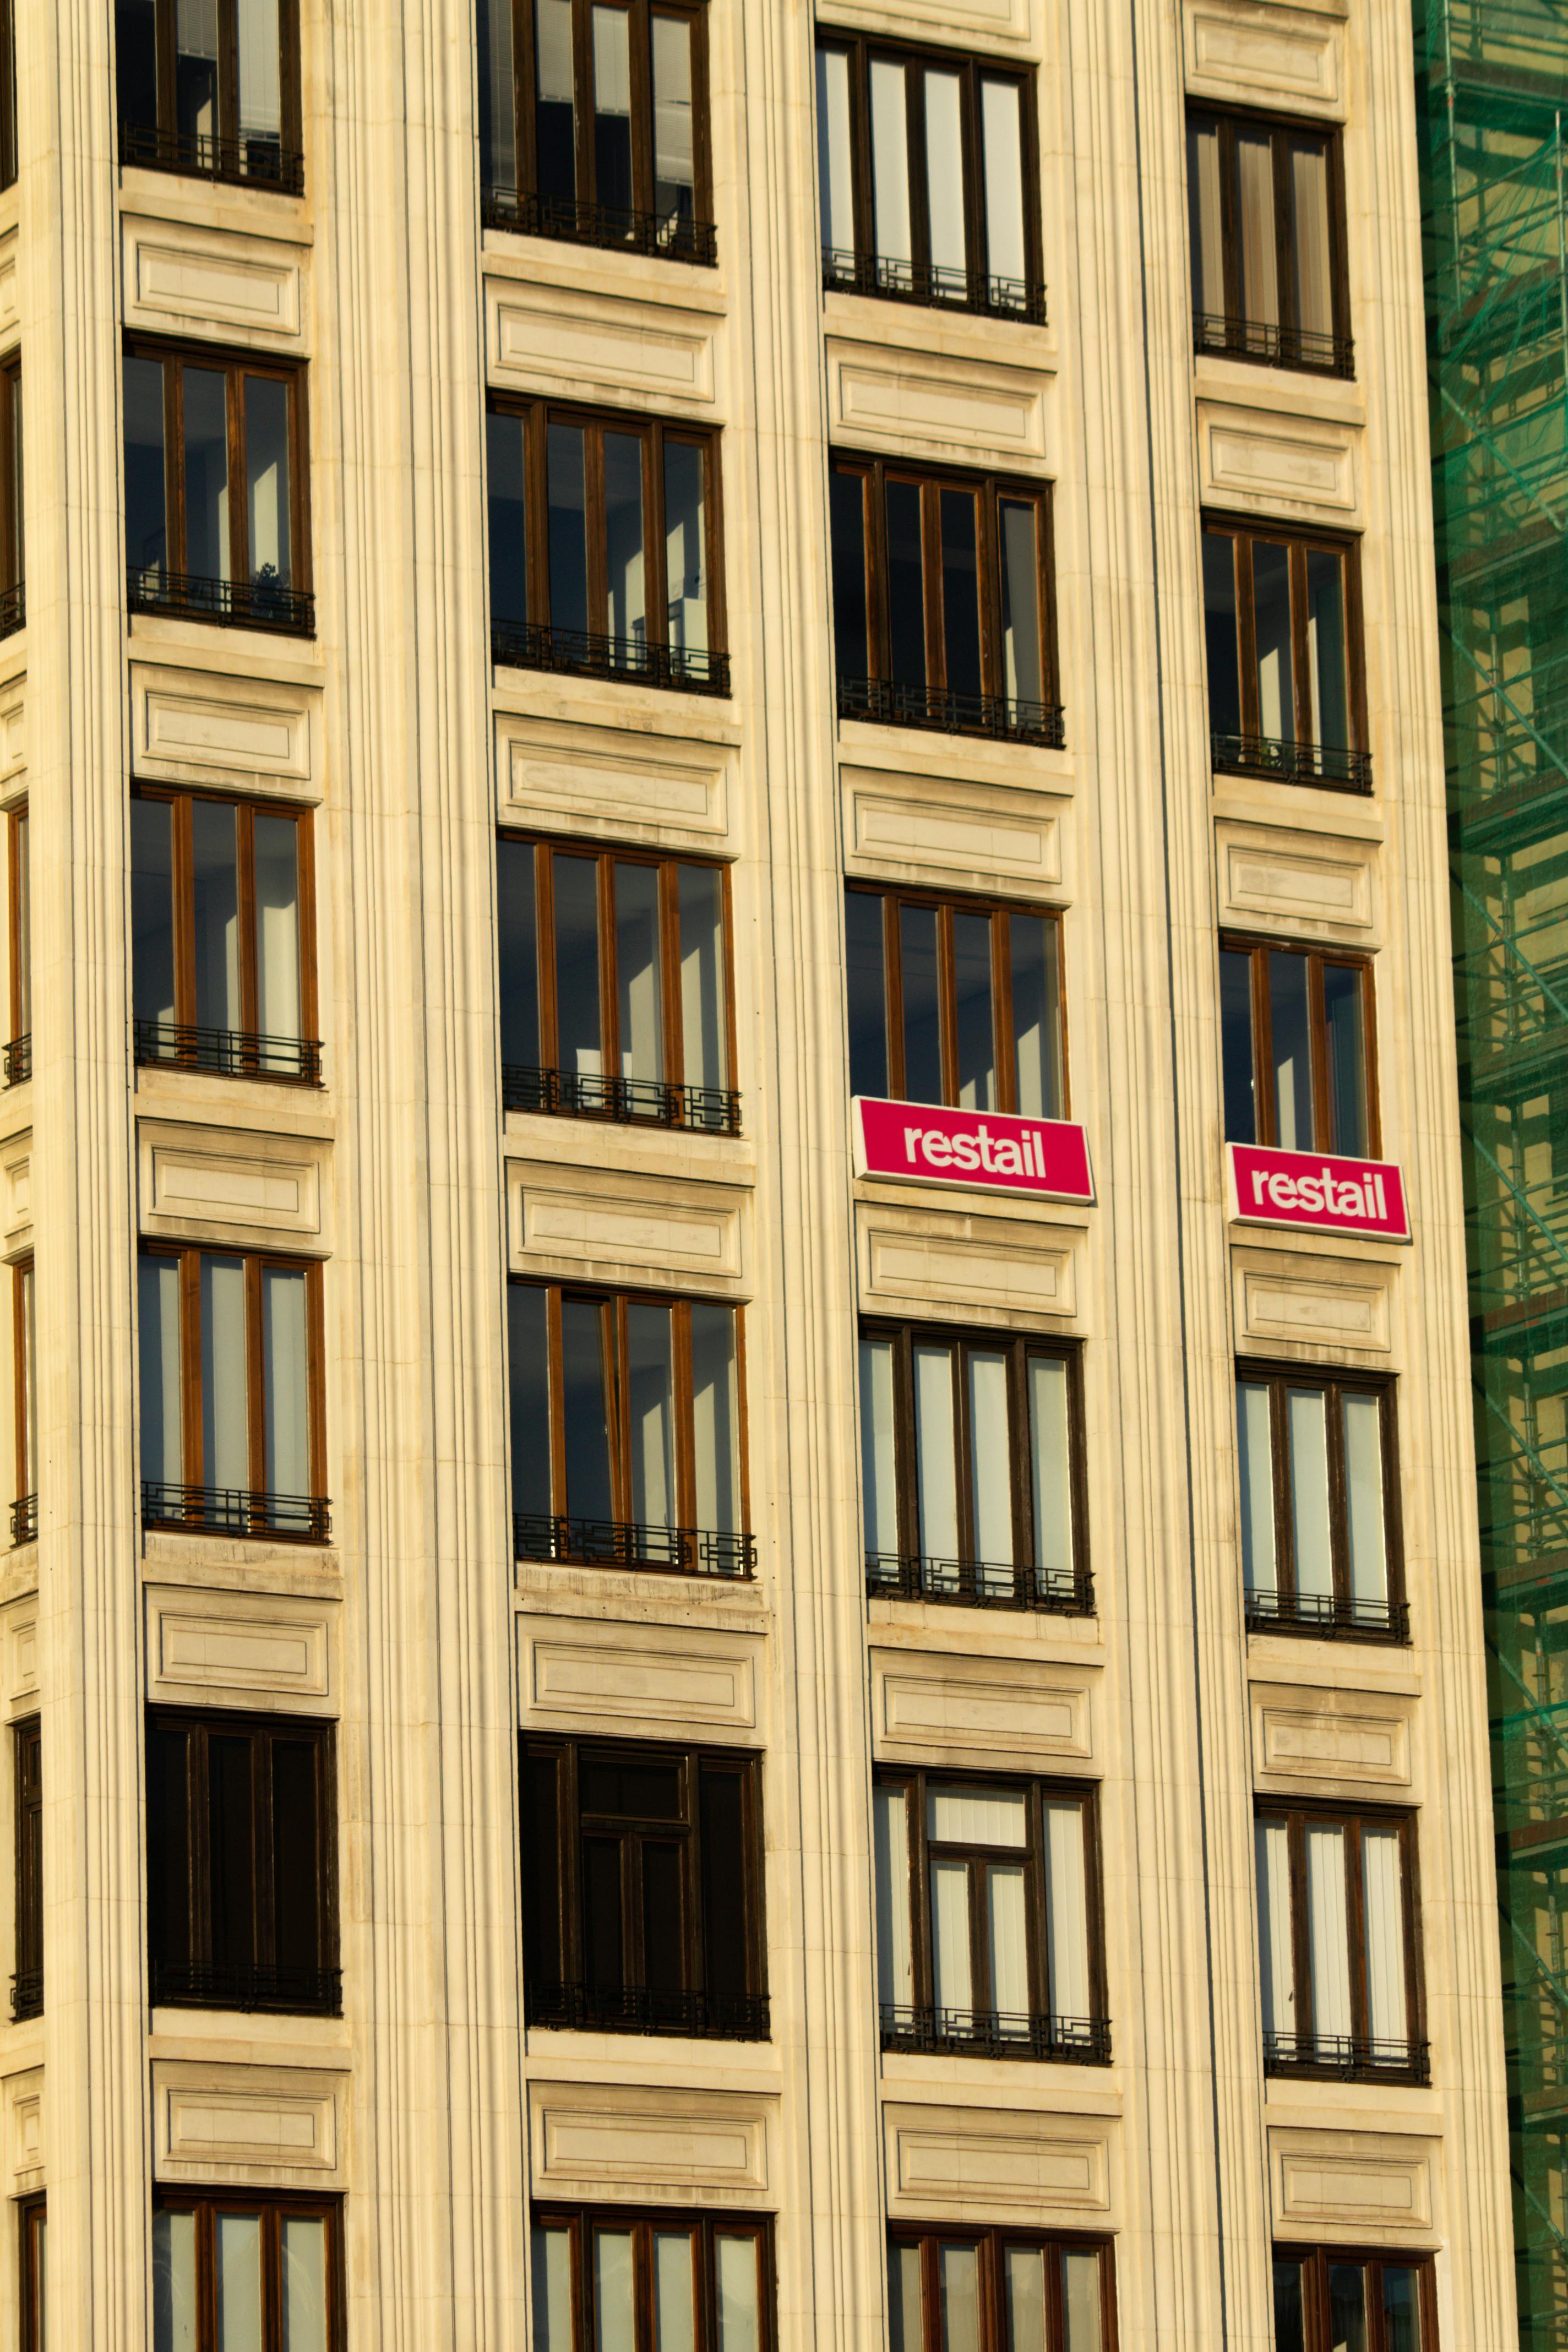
[19,2197,43,2352]
[478,0,715,262]
[1255,1803,1424,2081]
[124,340,312,633]
[131,786,319,1082]
[116,0,304,193]
[531,2208,771,2349]
[0,357,21,638]
[522,1736,767,2039]
[0,1,14,194]
[11,1255,32,1545]
[1273,2247,1432,2352]
[874,1768,1107,2062]
[1203,518,1367,790]
[830,455,1060,744]
[859,1322,1086,1614]
[153,2193,339,2351]
[499,835,736,1131]
[148,1708,337,2012]
[508,1279,749,1576]
[137,1245,328,1539]
[1187,106,1351,375]
[888,2229,1112,2352]
[1220,938,1375,1157]
[486,397,725,694]
[815,35,1043,323]
[12,1716,39,2021]
[846,885,1065,1116]
[1237,1363,1402,1641]
[6,800,28,1084]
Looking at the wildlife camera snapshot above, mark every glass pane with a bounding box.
[508,1284,552,1519]
[118,0,161,136]
[592,7,634,215]
[1287,1386,1332,1601]
[873,1782,913,2008]
[870,59,912,270]
[132,799,177,1028]
[1272,2256,1307,2352]
[183,366,231,582]
[626,1302,674,1528]
[487,412,528,624]
[614,862,662,1084]
[939,2243,981,2352]
[1003,2245,1046,2352]
[594,2228,636,2352]
[18,1264,33,1498]
[1236,1381,1277,1596]
[554,854,603,1079]
[889,2244,924,2352]
[1253,542,1295,744]
[1268,951,1314,1152]
[535,0,576,204]
[124,354,168,581]
[1219,949,1256,1142]
[664,440,707,658]
[546,422,589,637]
[153,2207,198,2352]
[11,808,24,1038]
[913,1343,959,1560]
[215,2212,264,2352]
[244,375,291,587]
[1363,1826,1409,2044]
[1326,2266,1369,2352]
[654,2231,696,2352]
[1188,118,1224,320]
[531,2225,574,2352]
[281,2215,328,2352]
[930,1854,973,2013]
[859,1336,900,1558]
[478,0,516,192]
[952,912,995,1110]
[886,480,927,689]
[1342,1392,1387,1605]
[1029,1355,1072,1581]
[1010,916,1061,1119]
[999,499,1042,710]
[498,839,541,1070]
[690,1301,739,1532]
[1383,2268,1423,2352]
[829,470,869,682]
[900,904,943,1104]
[1322,962,1368,1157]
[967,1350,1012,1579]
[651,15,695,226]
[236,0,282,155]
[1044,1799,1090,2017]
[1256,1816,1295,2037]
[715,2236,761,2352]
[1306,1823,1353,2041]
[929,1786,1028,1847]
[987,1861,1029,2018]
[1305,549,1349,749]
[847,892,889,1099]
[1291,137,1333,342]
[191,800,241,1033]
[981,79,1026,290]
[604,431,646,652]
[940,491,982,704]
[816,47,855,255]
[176,0,219,145]
[253,814,301,1048]
[200,1253,249,1491]
[561,1297,614,1522]
[262,1265,309,1496]
[925,70,967,289]
[1061,2252,1103,2352]
[678,864,726,1095]
[139,1255,184,1485]
[1237,128,1281,328]
[1202,531,1242,739]
[209,1736,257,1983]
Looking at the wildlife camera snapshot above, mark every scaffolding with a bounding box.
[1418,0,1568,2339]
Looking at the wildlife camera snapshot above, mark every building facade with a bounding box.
[0,0,1523,2345]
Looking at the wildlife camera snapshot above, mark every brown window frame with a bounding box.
[530,2206,774,2348]
[1255,1799,1426,2083]
[11,1714,39,2021]
[1236,1359,1404,1643]
[151,2190,344,2351]
[830,452,1061,745]
[875,1764,1109,2064]
[115,0,305,194]
[18,2195,43,2352]
[0,2,14,194]
[1202,514,1369,791]
[5,797,26,1081]
[11,1253,32,1544]
[498,830,738,1133]
[130,781,320,1083]
[1272,2245,1435,2352]
[887,2225,1117,2352]
[0,353,20,632]
[1220,934,1379,1158]
[521,1734,768,2041]
[1187,101,1352,376]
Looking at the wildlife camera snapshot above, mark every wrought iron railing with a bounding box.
[526,1980,769,2040]
[135,1021,323,1085]
[491,619,729,698]
[484,184,717,265]
[515,1512,754,1578]
[9,1968,40,2023]
[880,2002,1111,2064]
[119,120,306,196]
[127,566,314,636]
[1211,731,1373,793]
[1194,312,1355,377]
[1245,1588,1410,1643]
[0,581,23,640]
[838,673,1065,748]
[1264,2028,1429,2083]
[503,1063,740,1135]
[4,1034,29,1087]
[151,1959,341,2015]
[821,246,1048,325]
[866,1552,1093,1615]
[9,1495,35,1547]
[142,1483,331,1543]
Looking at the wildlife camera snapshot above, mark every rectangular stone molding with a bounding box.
[139,1121,330,1255]
[818,0,1032,45]
[0,1133,30,1258]
[1216,821,1376,941]
[857,1201,1081,1325]
[0,680,23,786]
[5,2070,42,2191]
[521,1616,761,1740]
[1197,401,1361,525]
[1271,2128,1436,2238]
[827,336,1050,470]
[496,711,733,848]
[872,1647,1095,1768]
[883,2103,1112,2223]
[488,278,717,409]
[121,215,307,343]
[1232,1248,1395,1358]
[146,1585,336,1712]
[131,662,319,796]
[530,2081,776,2206]
[1185,4,1344,112]
[154,2063,347,2187]
[509,1157,745,1290]
[842,764,1066,895]
[3,1602,37,1709]
[1252,1687,1414,1794]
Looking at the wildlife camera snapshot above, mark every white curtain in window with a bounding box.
[153,2208,197,2352]
[615,862,663,1083]
[280,2217,328,2352]
[262,1265,308,1498]
[690,1304,739,1532]
[967,1349,1012,1584]
[999,499,1042,709]
[1237,130,1281,326]
[930,1856,973,2013]
[216,2212,264,2352]
[815,48,854,254]
[873,1784,913,2010]
[253,814,301,1046]
[1291,139,1333,341]
[1236,1382,1276,1594]
[1306,1824,1353,2043]
[869,61,912,268]
[1362,1827,1408,2045]
[627,1303,675,1528]
[536,0,574,106]
[677,864,726,1092]
[928,1786,1027,1847]
[651,16,695,210]
[236,0,282,141]
[1186,120,1224,319]
[595,2231,636,2352]
[654,2233,696,2352]
[1029,1355,1072,1580]
[1287,1387,1333,1601]
[859,1338,899,1558]
[1003,2247,1047,2352]
[1255,1818,1294,2037]
[202,1255,249,1491]
[592,7,631,117]
[530,2228,573,2352]
[1062,2253,1103,2352]
[139,1255,184,1486]
[913,1345,959,1561]
[1043,1801,1090,2019]
[715,2238,761,2352]
[923,70,966,284]
[939,2245,981,2352]
[1342,1392,1387,1605]
[981,79,1026,287]
[987,1862,1029,2022]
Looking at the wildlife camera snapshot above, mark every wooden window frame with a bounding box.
[6,798,27,1074]
[1202,511,1369,790]
[1256,1799,1426,2083]
[530,2205,774,2350]
[151,2190,344,2351]
[875,1763,1109,2062]
[1221,933,1379,1157]
[1235,1358,1404,1642]
[815,29,1044,323]
[11,1714,39,2021]
[1272,2245,1436,2352]
[521,1734,769,2040]
[0,353,20,619]
[116,0,305,193]
[18,2194,43,2352]
[498,830,738,1130]
[11,1252,32,1540]
[1187,101,1352,375]
[886,2226,1117,2352]
[130,781,320,1082]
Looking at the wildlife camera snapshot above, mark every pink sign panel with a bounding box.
[853,1097,1094,1205]
[1229,1143,1409,1242]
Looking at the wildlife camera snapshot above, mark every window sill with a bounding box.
[515,1513,755,1580]
[135,1023,323,1086]
[117,123,305,197]
[867,1554,1092,1616]
[142,1485,331,1544]
[1246,1593,1409,1644]
[837,675,1065,749]
[881,2006,1111,2065]
[502,1065,740,1135]
[150,1963,341,2016]
[128,569,315,638]
[823,249,1047,328]
[483,186,717,266]
[492,622,729,699]
[1213,733,1372,794]
[1194,315,1355,379]
[526,1983,769,2041]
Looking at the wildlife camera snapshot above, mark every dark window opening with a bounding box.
[1220,936,1375,1158]
[11,1716,39,2019]
[116,0,305,193]
[1203,518,1368,790]
[1188,105,1352,375]
[1256,1803,1426,2082]
[1237,1362,1404,1641]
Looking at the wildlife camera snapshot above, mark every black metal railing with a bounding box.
[838,673,1065,749]
[1212,732,1373,794]
[866,1552,1093,1616]
[9,1969,40,2023]
[822,246,1048,326]
[1264,2029,1429,2084]
[151,1959,341,2015]
[1194,312,1355,378]
[128,566,315,636]
[142,1483,331,1543]
[3,1034,28,1087]
[135,1021,323,1086]
[10,1495,35,1547]
[484,184,717,266]
[492,619,729,698]
[119,120,306,196]
[0,581,23,640]
[526,1980,769,2041]
[881,2002,1112,2065]
[1246,1589,1410,1643]
[515,1512,755,1579]
[503,1063,741,1135]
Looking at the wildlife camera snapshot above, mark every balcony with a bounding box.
[1264,2028,1429,2085]
[151,1958,341,2016]
[142,1483,331,1544]
[1212,731,1372,794]
[135,1021,323,1087]
[9,1495,35,1547]
[515,1512,755,1580]
[866,1551,1092,1616]
[823,246,1047,327]
[484,184,717,266]
[492,619,729,699]
[880,2001,1111,2065]
[119,120,305,197]
[4,1034,29,1087]
[1195,311,1354,379]
[503,1063,739,1136]
[9,1967,40,2023]
[127,565,314,637]
[1245,1588,1409,1644]
[838,673,1064,749]
[526,1980,769,2041]
[0,581,22,641]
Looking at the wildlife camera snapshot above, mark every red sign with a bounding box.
[1229,1144,1409,1241]
[853,1097,1094,1205]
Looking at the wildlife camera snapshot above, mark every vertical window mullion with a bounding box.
[645,423,668,655]
[921,481,944,698]
[1325,1378,1350,1611]
[994,910,1016,1118]
[1288,1810,1313,2048]
[951,1341,975,1570]
[228,365,251,590]
[1273,127,1295,344]
[905,66,930,287]
[1271,1377,1297,1607]
[910,1770,933,2013]
[1346,1817,1371,2048]
[935,903,956,1106]
[596,851,619,1088]
[610,1295,630,1526]
[1306,953,1331,1156]
[182,1246,203,1491]
[1234,533,1260,742]
[1218,119,1243,330]
[247,1255,266,1496]
[1289,541,1311,750]
[1250,949,1275,1147]
[658,857,682,1092]
[167,358,188,580]
[546,1286,567,1517]
[172,793,197,1029]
